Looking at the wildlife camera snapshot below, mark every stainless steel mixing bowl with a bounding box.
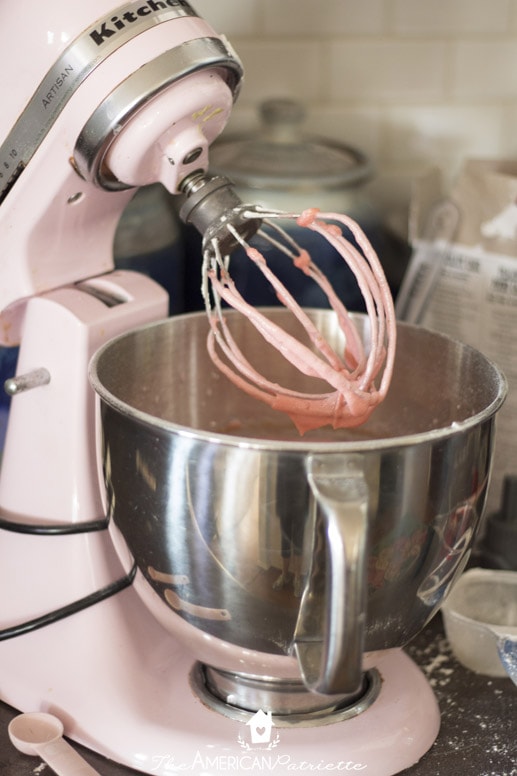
[89,310,506,701]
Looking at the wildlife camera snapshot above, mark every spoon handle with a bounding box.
[35,737,100,776]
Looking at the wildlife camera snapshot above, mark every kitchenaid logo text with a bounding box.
[150,753,368,772]
[89,0,191,45]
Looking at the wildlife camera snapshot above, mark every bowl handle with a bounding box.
[293,453,369,696]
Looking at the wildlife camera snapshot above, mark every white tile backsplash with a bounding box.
[263,0,386,37]
[382,105,505,165]
[391,0,512,35]
[452,41,517,98]
[231,41,322,103]
[328,41,449,102]
[190,0,517,234]
[189,0,260,35]
[500,104,517,155]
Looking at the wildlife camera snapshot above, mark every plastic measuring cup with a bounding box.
[442,567,517,683]
[8,711,100,775]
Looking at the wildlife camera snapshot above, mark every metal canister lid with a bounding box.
[209,98,373,193]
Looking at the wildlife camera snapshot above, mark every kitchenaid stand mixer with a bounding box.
[0,3,507,774]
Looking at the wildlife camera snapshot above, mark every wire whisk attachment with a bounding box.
[200,206,396,435]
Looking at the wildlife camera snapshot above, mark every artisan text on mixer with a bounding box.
[42,65,74,109]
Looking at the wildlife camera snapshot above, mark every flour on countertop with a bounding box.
[408,633,456,688]
[405,623,517,775]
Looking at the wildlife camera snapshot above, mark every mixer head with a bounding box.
[0,0,248,342]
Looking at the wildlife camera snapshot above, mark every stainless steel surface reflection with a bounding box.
[89,309,506,700]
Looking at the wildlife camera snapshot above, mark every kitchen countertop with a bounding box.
[0,615,515,776]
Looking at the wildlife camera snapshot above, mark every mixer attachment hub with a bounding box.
[179,172,263,254]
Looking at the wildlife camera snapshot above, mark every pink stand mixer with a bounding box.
[0,2,507,774]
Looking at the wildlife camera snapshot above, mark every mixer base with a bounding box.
[0,585,440,775]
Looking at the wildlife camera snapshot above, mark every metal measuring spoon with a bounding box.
[8,711,100,775]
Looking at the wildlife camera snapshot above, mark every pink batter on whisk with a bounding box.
[203,207,396,435]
